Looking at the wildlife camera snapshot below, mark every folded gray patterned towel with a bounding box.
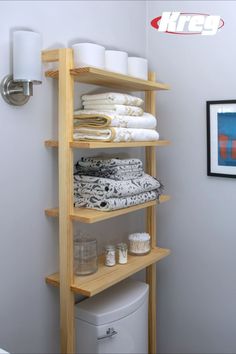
[75,157,144,180]
[76,157,143,169]
[74,170,144,181]
[74,173,161,199]
[74,190,159,211]
[73,157,163,210]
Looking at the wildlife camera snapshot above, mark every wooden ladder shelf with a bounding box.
[42,48,171,354]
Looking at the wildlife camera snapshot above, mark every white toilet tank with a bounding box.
[75,279,149,354]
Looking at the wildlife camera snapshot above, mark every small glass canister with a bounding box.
[74,237,98,276]
[116,243,128,264]
[128,233,151,256]
[104,245,116,267]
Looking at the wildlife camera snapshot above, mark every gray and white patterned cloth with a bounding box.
[74,170,144,181]
[74,157,163,211]
[77,157,143,168]
[74,190,160,211]
[75,157,144,180]
[74,173,161,199]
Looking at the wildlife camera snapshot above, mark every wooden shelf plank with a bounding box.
[45,247,170,297]
[45,67,170,92]
[45,139,170,149]
[45,195,170,224]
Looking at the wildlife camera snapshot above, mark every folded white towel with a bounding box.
[81,92,143,106]
[81,104,143,116]
[73,127,159,142]
[74,110,157,129]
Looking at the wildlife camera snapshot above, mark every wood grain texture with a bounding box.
[45,247,170,297]
[58,48,75,354]
[45,66,170,92]
[45,195,170,224]
[45,139,170,149]
[146,72,157,354]
[41,49,59,62]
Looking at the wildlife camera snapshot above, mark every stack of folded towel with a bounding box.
[73,92,159,142]
[74,157,163,211]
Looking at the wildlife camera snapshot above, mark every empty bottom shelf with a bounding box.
[46,247,170,297]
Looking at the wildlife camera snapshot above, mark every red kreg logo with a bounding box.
[151,12,224,35]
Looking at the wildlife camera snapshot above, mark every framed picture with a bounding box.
[207,100,236,178]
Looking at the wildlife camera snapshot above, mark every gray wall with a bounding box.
[147,1,236,353]
[0,1,146,353]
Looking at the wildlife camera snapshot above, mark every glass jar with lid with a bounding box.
[104,244,116,267]
[116,242,128,264]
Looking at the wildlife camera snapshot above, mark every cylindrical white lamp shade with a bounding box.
[13,31,42,82]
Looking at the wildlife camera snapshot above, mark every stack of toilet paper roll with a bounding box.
[72,42,148,80]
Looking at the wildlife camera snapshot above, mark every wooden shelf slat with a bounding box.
[45,247,170,297]
[45,139,170,149]
[45,195,170,224]
[45,66,170,92]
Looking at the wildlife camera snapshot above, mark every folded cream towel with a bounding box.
[73,127,159,142]
[81,92,143,106]
[81,104,143,116]
[74,110,157,129]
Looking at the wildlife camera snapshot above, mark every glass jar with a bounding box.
[74,237,98,276]
[104,245,116,266]
[128,233,151,255]
[116,243,128,264]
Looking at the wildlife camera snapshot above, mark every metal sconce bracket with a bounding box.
[1,75,34,106]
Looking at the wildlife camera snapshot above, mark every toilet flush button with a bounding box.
[97,327,118,340]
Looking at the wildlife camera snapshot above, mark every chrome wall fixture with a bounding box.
[1,30,42,106]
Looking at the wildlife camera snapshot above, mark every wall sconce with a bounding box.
[1,30,42,106]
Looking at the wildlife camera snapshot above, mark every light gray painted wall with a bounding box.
[147,2,236,353]
[0,1,147,353]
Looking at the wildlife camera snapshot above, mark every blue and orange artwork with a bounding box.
[218,112,236,166]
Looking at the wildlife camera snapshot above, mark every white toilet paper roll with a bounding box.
[128,57,148,80]
[105,50,128,75]
[72,43,105,69]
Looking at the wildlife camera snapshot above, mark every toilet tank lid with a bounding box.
[75,279,149,325]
